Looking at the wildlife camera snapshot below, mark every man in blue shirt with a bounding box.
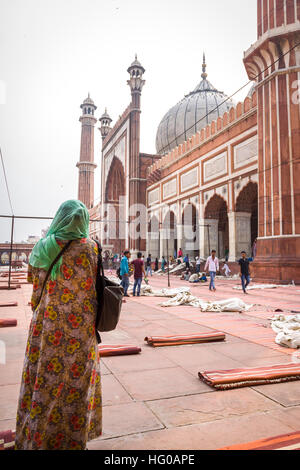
[120,250,131,297]
[146,254,153,277]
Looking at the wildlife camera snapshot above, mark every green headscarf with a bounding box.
[29,199,90,280]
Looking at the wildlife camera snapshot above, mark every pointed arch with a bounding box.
[236,181,258,246]
[204,194,229,258]
[105,156,125,203]
[181,203,199,258]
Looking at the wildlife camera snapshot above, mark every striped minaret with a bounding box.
[76,94,97,209]
[244,0,300,283]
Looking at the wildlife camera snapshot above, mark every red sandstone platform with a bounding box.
[0,275,299,450]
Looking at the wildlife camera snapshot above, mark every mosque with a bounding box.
[76,0,300,284]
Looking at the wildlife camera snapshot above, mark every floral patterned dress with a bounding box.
[15,238,102,450]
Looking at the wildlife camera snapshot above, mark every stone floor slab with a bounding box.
[146,388,281,428]
[0,384,20,420]
[0,361,23,386]
[264,406,300,431]
[87,411,295,450]
[101,374,133,407]
[100,401,164,440]
[253,380,300,407]
[102,349,176,374]
[114,367,211,401]
[209,341,287,361]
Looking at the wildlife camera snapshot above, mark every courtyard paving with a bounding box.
[0,272,299,450]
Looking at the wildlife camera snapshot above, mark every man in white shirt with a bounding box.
[222,263,231,277]
[204,250,219,291]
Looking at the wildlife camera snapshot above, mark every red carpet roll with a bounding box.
[0,302,18,307]
[198,363,300,390]
[145,332,225,347]
[0,430,15,450]
[99,345,141,357]
[220,431,300,450]
[0,319,17,328]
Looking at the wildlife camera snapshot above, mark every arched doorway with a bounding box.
[204,195,229,259]
[162,211,177,259]
[236,182,258,256]
[105,157,126,254]
[181,204,199,258]
[148,215,160,259]
[0,252,9,265]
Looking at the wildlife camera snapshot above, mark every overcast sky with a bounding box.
[0,0,257,243]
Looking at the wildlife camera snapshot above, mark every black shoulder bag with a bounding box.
[95,240,124,344]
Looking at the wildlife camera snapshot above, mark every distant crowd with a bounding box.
[116,242,257,296]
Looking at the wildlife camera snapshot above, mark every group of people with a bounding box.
[120,247,252,295]
[119,251,151,297]
[202,249,251,294]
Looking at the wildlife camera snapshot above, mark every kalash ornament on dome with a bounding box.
[156,54,235,155]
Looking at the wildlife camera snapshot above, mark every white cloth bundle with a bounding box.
[271,314,300,349]
[160,295,252,312]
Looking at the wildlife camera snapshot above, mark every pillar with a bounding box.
[176,224,183,257]
[235,212,252,258]
[228,212,237,262]
[205,219,219,256]
[244,0,300,283]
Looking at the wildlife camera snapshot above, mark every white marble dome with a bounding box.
[156,56,235,155]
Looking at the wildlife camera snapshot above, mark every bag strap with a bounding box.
[94,239,104,344]
[36,240,73,306]
[95,240,104,277]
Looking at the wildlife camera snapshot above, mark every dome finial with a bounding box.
[201,52,207,80]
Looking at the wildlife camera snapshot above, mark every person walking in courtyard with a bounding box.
[204,250,219,292]
[154,257,159,272]
[146,254,153,277]
[15,200,102,450]
[178,248,183,259]
[184,254,190,270]
[161,256,166,273]
[131,252,145,297]
[239,251,251,294]
[120,250,131,297]
[222,262,231,277]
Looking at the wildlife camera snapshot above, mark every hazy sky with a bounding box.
[0,0,257,242]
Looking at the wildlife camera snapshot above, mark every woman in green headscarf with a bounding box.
[15,200,102,450]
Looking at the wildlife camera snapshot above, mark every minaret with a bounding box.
[244,0,300,283]
[99,108,112,141]
[76,94,97,209]
[127,55,146,253]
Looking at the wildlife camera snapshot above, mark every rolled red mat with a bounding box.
[99,344,141,357]
[145,332,226,347]
[0,319,17,328]
[0,302,18,307]
[219,431,300,450]
[0,286,18,290]
[0,430,16,450]
[198,363,300,390]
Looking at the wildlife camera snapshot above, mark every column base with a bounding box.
[251,237,300,285]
